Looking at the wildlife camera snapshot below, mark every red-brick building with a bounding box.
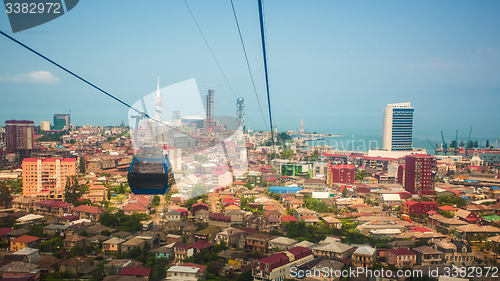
[386,248,417,267]
[402,201,438,216]
[326,162,355,188]
[404,154,436,195]
[5,120,35,151]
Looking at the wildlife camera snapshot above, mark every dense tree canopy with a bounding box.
[0,181,13,208]
[99,210,146,232]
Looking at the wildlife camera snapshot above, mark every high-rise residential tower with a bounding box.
[22,158,77,198]
[5,120,35,151]
[382,102,414,151]
[404,154,436,195]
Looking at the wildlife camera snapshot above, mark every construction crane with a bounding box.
[452,130,458,155]
[198,84,219,88]
[465,127,472,156]
[66,109,84,118]
[427,138,438,155]
[441,131,448,155]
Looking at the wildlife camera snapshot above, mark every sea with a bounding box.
[301,133,499,153]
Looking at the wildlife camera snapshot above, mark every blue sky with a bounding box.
[0,1,499,142]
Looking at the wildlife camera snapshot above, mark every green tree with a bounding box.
[486,140,490,148]
[153,195,160,206]
[190,183,210,198]
[107,189,112,201]
[342,187,348,198]
[0,181,13,208]
[474,141,479,148]
[79,156,86,174]
[277,132,291,141]
[450,140,457,149]
[64,176,85,205]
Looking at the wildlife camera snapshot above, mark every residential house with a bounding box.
[435,240,474,264]
[267,237,298,252]
[303,178,327,191]
[86,235,110,248]
[165,210,181,222]
[120,268,152,281]
[300,215,320,226]
[454,209,478,224]
[194,209,209,224]
[123,203,149,215]
[215,228,245,248]
[182,225,198,241]
[402,201,438,217]
[12,247,39,262]
[104,259,142,275]
[34,256,62,274]
[150,246,173,259]
[165,220,190,232]
[293,208,318,220]
[166,264,205,281]
[0,261,40,279]
[194,227,220,241]
[242,190,258,198]
[208,213,231,229]
[286,199,305,210]
[246,214,266,232]
[312,242,354,260]
[12,196,36,212]
[386,248,417,268]
[103,237,126,254]
[64,235,87,249]
[135,231,158,245]
[454,224,500,241]
[58,256,91,274]
[412,246,443,265]
[121,238,146,253]
[10,235,39,252]
[252,247,314,281]
[321,216,342,229]
[246,234,276,253]
[43,224,68,236]
[352,246,376,268]
[71,205,105,221]
[34,200,73,217]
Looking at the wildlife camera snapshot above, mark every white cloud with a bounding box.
[0,71,60,84]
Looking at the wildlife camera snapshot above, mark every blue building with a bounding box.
[269,186,303,194]
[382,102,414,151]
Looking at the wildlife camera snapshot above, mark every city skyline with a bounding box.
[0,1,499,140]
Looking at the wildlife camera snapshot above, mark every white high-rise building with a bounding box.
[382,102,414,151]
[40,121,50,131]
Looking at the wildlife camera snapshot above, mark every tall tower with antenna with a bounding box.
[236,97,245,129]
[204,88,215,133]
[155,77,162,121]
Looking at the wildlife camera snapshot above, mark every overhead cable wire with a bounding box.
[0,29,213,144]
[184,0,259,129]
[183,0,237,99]
[229,0,268,130]
[257,0,275,158]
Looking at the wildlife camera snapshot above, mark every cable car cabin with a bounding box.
[127,156,173,195]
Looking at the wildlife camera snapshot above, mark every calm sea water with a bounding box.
[303,134,499,153]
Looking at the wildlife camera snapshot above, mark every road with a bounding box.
[152,194,166,226]
[269,197,287,216]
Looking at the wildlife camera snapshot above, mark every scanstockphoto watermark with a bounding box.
[290,266,423,279]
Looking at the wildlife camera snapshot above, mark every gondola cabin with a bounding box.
[127,155,173,195]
